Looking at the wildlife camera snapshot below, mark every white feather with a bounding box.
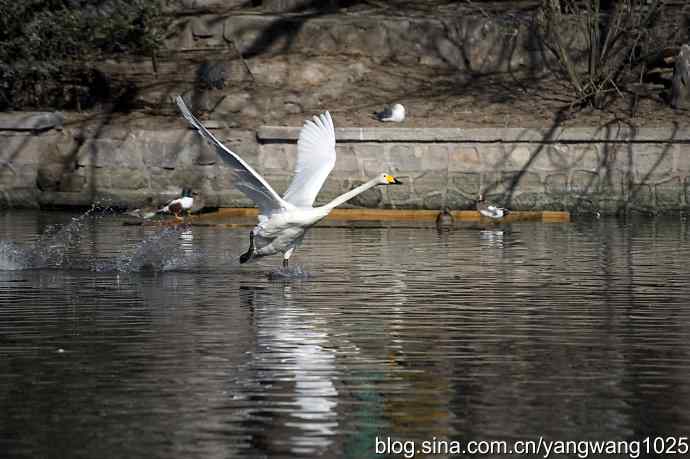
[175,96,287,215]
[283,112,336,207]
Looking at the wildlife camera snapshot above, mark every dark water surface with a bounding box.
[1,210,690,458]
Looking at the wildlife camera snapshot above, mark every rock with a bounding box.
[0,112,64,131]
[671,44,690,109]
[179,0,246,12]
[36,163,65,192]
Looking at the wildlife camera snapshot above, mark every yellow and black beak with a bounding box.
[386,175,403,185]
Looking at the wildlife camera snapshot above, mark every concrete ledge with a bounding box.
[0,112,64,132]
[257,126,690,143]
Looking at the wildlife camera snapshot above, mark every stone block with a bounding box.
[149,167,177,192]
[59,172,87,193]
[509,145,544,170]
[0,163,35,188]
[450,172,480,196]
[629,183,654,209]
[36,163,66,192]
[414,172,447,196]
[353,144,382,160]
[362,158,393,178]
[0,134,48,165]
[481,145,512,171]
[632,145,674,182]
[216,92,253,115]
[423,192,444,209]
[110,168,150,191]
[0,112,63,131]
[545,173,568,194]
[509,192,541,210]
[259,145,294,174]
[190,16,223,42]
[449,146,481,172]
[179,0,246,11]
[570,170,599,194]
[386,177,414,207]
[1,188,39,208]
[77,137,144,168]
[141,139,179,170]
[506,171,543,193]
[484,171,541,195]
[422,145,449,171]
[546,144,578,173]
[389,145,420,172]
[576,145,603,171]
[656,177,682,208]
[445,190,474,210]
[333,144,360,174]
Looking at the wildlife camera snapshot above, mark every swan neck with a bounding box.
[324,178,379,210]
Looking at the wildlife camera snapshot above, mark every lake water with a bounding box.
[1,210,690,458]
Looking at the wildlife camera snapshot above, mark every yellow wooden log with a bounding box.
[130,208,570,225]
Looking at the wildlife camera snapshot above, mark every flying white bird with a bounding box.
[374,103,405,122]
[175,96,402,269]
[477,193,510,220]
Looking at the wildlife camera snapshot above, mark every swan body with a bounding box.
[477,194,509,220]
[175,96,401,267]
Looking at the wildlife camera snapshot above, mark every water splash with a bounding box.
[105,225,202,273]
[0,206,201,273]
[267,265,311,281]
[0,205,103,270]
[0,241,32,270]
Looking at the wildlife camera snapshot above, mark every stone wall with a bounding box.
[1,115,689,215]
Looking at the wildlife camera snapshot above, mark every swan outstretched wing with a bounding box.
[175,96,286,214]
[283,111,336,207]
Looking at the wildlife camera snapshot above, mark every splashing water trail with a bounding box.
[0,241,32,270]
[0,205,201,273]
[267,265,312,281]
[0,205,103,270]
[108,225,202,273]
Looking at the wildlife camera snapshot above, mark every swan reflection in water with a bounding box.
[239,283,338,455]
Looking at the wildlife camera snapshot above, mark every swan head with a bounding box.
[378,174,403,185]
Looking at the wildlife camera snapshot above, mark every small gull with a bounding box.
[373,103,405,123]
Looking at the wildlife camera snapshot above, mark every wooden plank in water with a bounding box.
[128,208,570,225]
[206,208,570,222]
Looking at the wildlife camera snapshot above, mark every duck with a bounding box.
[176,96,402,269]
[477,193,510,220]
[435,207,455,230]
[129,188,197,220]
[373,103,405,123]
[157,188,197,219]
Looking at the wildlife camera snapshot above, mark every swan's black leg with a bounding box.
[282,258,288,269]
[240,231,254,264]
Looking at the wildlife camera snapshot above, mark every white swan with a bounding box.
[175,96,402,268]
